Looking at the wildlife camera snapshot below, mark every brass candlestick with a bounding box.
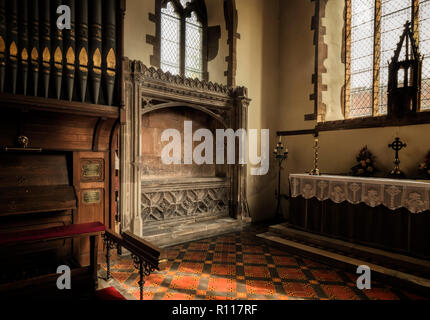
[309,137,320,176]
[274,137,288,222]
[388,137,407,178]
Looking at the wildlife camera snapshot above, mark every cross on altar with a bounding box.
[388,137,407,177]
[389,137,407,159]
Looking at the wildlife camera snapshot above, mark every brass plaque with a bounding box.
[81,159,104,181]
[82,190,101,205]
[82,163,101,178]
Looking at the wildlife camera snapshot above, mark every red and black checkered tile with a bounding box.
[101,230,428,300]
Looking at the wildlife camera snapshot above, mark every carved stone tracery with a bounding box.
[141,179,230,223]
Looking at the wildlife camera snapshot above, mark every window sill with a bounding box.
[316,111,430,132]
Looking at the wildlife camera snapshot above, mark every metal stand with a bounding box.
[309,137,321,176]
[274,139,288,222]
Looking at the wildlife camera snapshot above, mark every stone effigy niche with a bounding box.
[121,59,250,236]
[141,106,230,225]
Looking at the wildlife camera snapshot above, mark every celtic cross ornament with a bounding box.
[388,137,407,177]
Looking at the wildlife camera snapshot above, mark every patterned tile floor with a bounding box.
[100,226,428,300]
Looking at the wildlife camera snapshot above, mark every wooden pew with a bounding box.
[0,222,106,299]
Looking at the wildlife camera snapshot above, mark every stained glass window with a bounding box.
[159,0,205,79]
[349,0,375,118]
[185,12,203,79]
[160,2,181,75]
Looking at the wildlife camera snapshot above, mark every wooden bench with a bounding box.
[103,229,166,300]
[0,222,106,299]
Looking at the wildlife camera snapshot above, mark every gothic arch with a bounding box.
[142,102,229,129]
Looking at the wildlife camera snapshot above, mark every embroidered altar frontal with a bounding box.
[290,174,430,214]
[288,174,430,259]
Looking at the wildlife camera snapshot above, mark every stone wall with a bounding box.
[142,107,221,180]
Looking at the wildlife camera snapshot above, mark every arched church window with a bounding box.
[158,0,207,80]
[160,2,181,75]
[185,12,203,79]
[346,0,430,118]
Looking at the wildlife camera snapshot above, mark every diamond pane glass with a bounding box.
[349,0,375,118]
[185,12,203,79]
[420,0,430,110]
[161,2,180,75]
[379,0,412,114]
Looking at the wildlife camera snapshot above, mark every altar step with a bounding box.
[257,224,430,295]
[142,217,245,248]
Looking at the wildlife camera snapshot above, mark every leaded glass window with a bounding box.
[379,0,412,114]
[349,0,375,118]
[161,2,181,75]
[419,0,430,110]
[346,0,430,118]
[185,12,203,79]
[159,0,205,80]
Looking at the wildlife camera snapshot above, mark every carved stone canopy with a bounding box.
[124,60,251,129]
[120,58,251,237]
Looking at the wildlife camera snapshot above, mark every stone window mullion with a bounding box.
[373,0,382,116]
[180,15,186,76]
[412,0,419,44]
[345,0,352,119]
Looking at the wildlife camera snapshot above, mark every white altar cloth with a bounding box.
[289,174,430,214]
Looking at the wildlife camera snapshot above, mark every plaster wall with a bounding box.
[236,0,280,221]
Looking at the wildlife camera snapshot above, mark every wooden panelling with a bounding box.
[0,153,70,187]
[290,196,430,260]
[0,107,121,152]
[0,186,76,217]
[22,112,98,151]
[92,118,118,151]
[73,152,109,265]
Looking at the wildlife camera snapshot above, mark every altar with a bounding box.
[288,174,430,259]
